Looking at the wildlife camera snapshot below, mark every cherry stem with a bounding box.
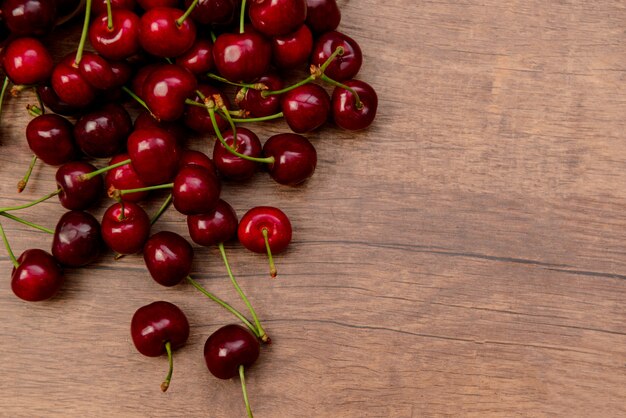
[320,74,363,109]
[239,365,254,418]
[262,228,277,278]
[0,76,10,122]
[106,0,113,30]
[176,0,199,27]
[206,74,267,90]
[122,86,157,120]
[0,212,54,234]
[150,193,172,225]
[80,158,131,181]
[185,276,260,338]
[160,341,173,392]
[27,104,43,117]
[0,188,61,213]
[0,221,19,268]
[117,183,173,196]
[210,31,217,43]
[240,0,247,34]
[221,111,284,123]
[218,243,269,343]
[74,0,92,66]
[17,155,38,193]
[33,87,45,114]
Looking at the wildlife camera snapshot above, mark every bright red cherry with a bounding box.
[179,149,217,175]
[175,38,214,75]
[311,31,362,81]
[11,249,63,302]
[127,127,181,185]
[187,199,238,247]
[1,0,57,36]
[235,74,282,117]
[2,37,53,85]
[212,31,271,82]
[332,79,378,130]
[89,9,141,61]
[184,0,236,25]
[139,7,196,58]
[213,127,262,181]
[74,103,132,158]
[101,201,151,254]
[77,52,117,90]
[183,84,230,135]
[281,83,330,133]
[305,0,340,34]
[248,0,307,37]
[56,161,103,210]
[104,154,150,202]
[143,231,193,286]
[51,211,102,267]
[204,324,260,380]
[263,133,317,185]
[172,165,221,215]
[271,24,312,70]
[51,54,97,107]
[134,110,188,144]
[142,64,198,121]
[26,114,77,166]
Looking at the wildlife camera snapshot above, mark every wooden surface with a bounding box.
[1,1,626,416]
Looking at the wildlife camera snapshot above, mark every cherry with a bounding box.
[143,231,193,286]
[11,249,63,302]
[184,0,236,25]
[77,52,118,90]
[235,74,283,118]
[172,165,221,215]
[92,0,136,15]
[179,149,217,175]
[101,201,151,254]
[311,31,362,81]
[51,210,102,267]
[138,7,196,58]
[212,31,271,82]
[305,0,340,34]
[51,54,97,108]
[127,127,181,185]
[137,0,181,9]
[142,64,198,121]
[1,0,57,36]
[2,37,53,85]
[213,127,262,181]
[36,84,80,116]
[131,300,190,392]
[134,110,187,144]
[281,83,330,133]
[89,9,141,60]
[74,103,132,158]
[131,63,160,100]
[104,153,150,202]
[332,79,377,130]
[26,114,77,166]
[271,24,313,70]
[238,206,292,277]
[263,133,317,185]
[56,161,103,210]
[187,199,237,247]
[184,85,231,135]
[175,38,214,75]
[248,0,307,37]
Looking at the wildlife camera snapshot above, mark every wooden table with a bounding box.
[1,1,625,416]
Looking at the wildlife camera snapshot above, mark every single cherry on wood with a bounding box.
[101,201,151,254]
[281,83,330,133]
[56,161,104,210]
[213,127,263,181]
[52,210,102,267]
[331,79,378,130]
[262,133,317,185]
[172,165,221,215]
[26,114,78,166]
[311,31,363,81]
[12,249,64,302]
[143,231,193,287]
[187,199,238,247]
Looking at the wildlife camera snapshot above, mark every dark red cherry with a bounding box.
[11,249,63,302]
[311,31,362,81]
[281,83,330,133]
[235,74,282,117]
[248,0,306,37]
[305,0,340,34]
[101,201,151,254]
[89,9,141,61]
[134,110,187,143]
[184,84,230,134]
[92,0,135,15]
[51,211,101,267]
[109,60,133,87]
[143,231,193,286]
[172,165,221,215]
[204,324,260,380]
[78,52,117,90]
[184,0,236,25]
[127,127,181,185]
[1,0,57,36]
[142,64,198,121]
[212,31,271,82]
[263,133,317,185]
[139,7,196,58]
[238,206,292,254]
[56,161,103,210]
[175,38,214,75]
[51,55,97,107]
[137,0,180,9]
[271,24,312,70]
[187,199,237,247]
[213,127,262,181]
[104,153,150,202]
[2,37,53,85]
[74,103,132,158]
[36,84,80,116]
[26,114,77,166]
[332,79,377,130]
[131,63,160,100]
[179,149,216,175]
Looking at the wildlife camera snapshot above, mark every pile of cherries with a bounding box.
[0,0,376,415]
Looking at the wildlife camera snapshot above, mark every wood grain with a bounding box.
[1,0,625,416]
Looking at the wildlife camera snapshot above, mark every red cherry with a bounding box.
[235,74,283,117]
[77,52,117,90]
[331,79,378,130]
[204,324,260,380]
[74,103,132,158]
[143,231,193,286]
[248,0,307,37]
[51,55,97,107]
[311,31,363,81]
[175,38,214,75]
[104,153,150,202]
[263,133,317,185]
[127,127,181,185]
[305,0,340,34]
[172,165,221,215]
[184,0,236,25]
[142,64,198,121]
[139,7,196,58]
[56,161,103,210]
[11,249,63,302]
[2,37,53,85]
[183,84,230,134]
[36,84,80,116]
[271,24,312,70]
[238,206,292,254]
[281,83,330,133]
[89,9,141,61]
[101,201,151,254]
[26,114,77,166]
[187,199,238,247]
[212,31,271,82]
[135,110,188,144]
[51,211,102,267]
[1,0,57,36]
[131,63,160,100]
[213,127,262,181]
[179,149,217,174]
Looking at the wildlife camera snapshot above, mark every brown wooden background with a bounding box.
[1,0,625,416]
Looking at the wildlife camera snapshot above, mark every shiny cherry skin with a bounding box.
[248,0,307,37]
[172,165,221,215]
[137,0,180,9]
[204,324,260,380]
[143,231,193,286]
[179,149,217,175]
[74,103,132,158]
[131,301,190,357]
[139,7,196,58]
[213,127,262,181]
[101,201,151,254]
[127,127,181,185]
[187,199,237,247]
[311,31,362,81]
[104,153,150,202]
[212,31,271,82]
[89,9,141,61]
[11,249,63,302]
[281,83,330,133]
[134,110,188,144]
[175,38,214,75]
[56,161,103,210]
[235,74,283,117]
[131,63,160,100]
[184,84,230,134]
[2,37,53,85]
[263,133,317,185]
[271,24,312,70]
[185,0,236,25]
[77,52,117,90]
[238,206,292,254]
[36,84,80,116]
[1,0,57,36]
[52,211,102,267]
[142,64,198,121]
[26,114,77,166]
[305,0,340,34]
[51,54,97,107]
[92,0,135,15]
[332,79,378,130]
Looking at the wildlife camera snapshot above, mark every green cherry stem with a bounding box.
[240,0,247,34]
[239,365,254,418]
[210,30,217,43]
[0,188,61,213]
[80,158,132,181]
[105,0,114,30]
[33,86,45,114]
[0,212,54,234]
[185,276,260,338]
[220,111,284,123]
[0,221,19,268]
[160,341,174,392]
[218,243,269,343]
[27,104,43,117]
[206,73,267,90]
[110,183,174,200]
[320,74,363,109]
[151,193,173,225]
[74,0,93,66]
[122,86,157,119]
[17,155,38,193]
[262,228,277,278]
[176,0,199,26]
[0,76,10,121]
